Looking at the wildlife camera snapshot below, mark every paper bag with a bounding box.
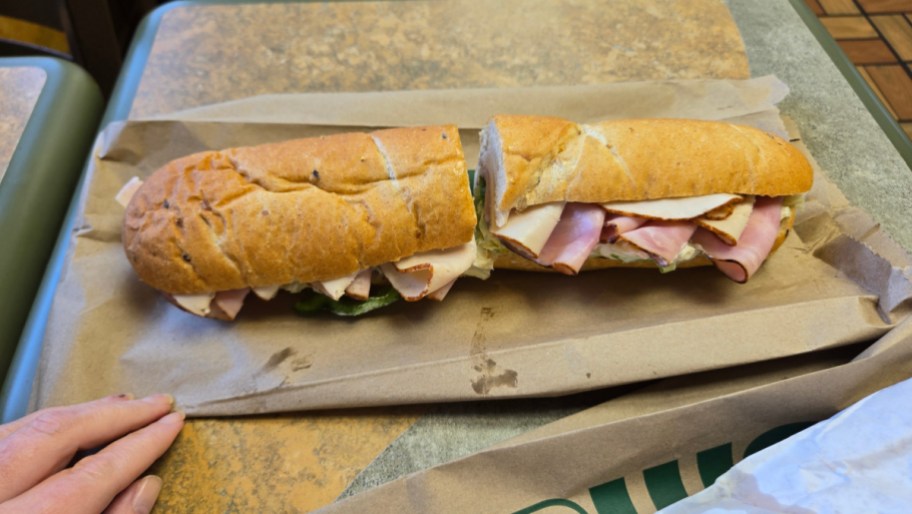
[317,317,912,513]
[30,77,912,415]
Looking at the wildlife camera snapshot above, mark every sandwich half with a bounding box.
[474,115,814,281]
[120,126,477,319]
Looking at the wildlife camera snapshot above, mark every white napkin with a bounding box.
[661,378,912,513]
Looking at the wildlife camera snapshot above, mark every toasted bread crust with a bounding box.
[480,116,814,225]
[123,126,475,294]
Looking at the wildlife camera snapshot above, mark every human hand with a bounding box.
[0,393,184,514]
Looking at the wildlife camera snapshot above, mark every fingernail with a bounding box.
[159,410,186,424]
[132,475,163,514]
[140,393,174,406]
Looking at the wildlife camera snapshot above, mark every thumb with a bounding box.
[103,475,162,514]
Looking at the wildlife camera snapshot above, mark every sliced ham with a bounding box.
[213,288,250,320]
[601,214,647,243]
[696,197,755,246]
[691,197,784,283]
[312,272,359,301]
[619,221,698,267]
[382,240,476,301]
[602,194,741,220]
[345,269,373,300]
[491,202,565,258]
[537,203,606,275]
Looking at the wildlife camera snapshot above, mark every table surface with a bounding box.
[15,0,912,512]
[0,66,46,183]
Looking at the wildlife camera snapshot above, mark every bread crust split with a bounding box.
[122,126,476,295]
[479,115,814,226]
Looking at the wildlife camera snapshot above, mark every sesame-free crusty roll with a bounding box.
[121,125,477,318]
[475,116,813,282]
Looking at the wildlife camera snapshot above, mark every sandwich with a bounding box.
[473,115,814,281]
[118,125,477,319]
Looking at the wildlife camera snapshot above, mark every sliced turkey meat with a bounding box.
[381,240,477,301]
[312,272,359,301]
[252,285,280,301]
[172,293,215,317]
[345,269,373,300]
[691,197,784,283]
[115,177,144,208]
[427,280,457,301]
[696,197,755,246]
[490,202,565,258]
[602,194,741,220]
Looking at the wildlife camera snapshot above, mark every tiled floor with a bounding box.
[806,0,912,140]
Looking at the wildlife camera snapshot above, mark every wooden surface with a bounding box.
[0,66,46,183]
[807,0,912,138]
[125,0,750,511]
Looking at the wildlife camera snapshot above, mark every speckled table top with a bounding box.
[130,0,749,118]
[0,67,46,184]
[121,0,912,512]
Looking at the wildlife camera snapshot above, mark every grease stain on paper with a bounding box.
[260,347,313,375]
[471,358,518,394]
[469,307,518,395]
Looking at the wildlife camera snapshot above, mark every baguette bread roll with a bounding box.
[479,115,813,228]
[476,116,809,279]
[123,125,475,295]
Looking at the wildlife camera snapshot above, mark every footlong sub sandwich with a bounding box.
[118,126,477,319]
[473,115,814,281]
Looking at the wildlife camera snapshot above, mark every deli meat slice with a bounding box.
[691,197,784,283]
[427,280,456,301]
[382,240,476,301]
[696,197,755,246]
[602,194,741,220]
[490,203,565,258]
[619,221,697,267]
[313,272,359,301]
[252,285,280,301]
[537,203,606,275]
[115,177,144,208]
[213,288,250,320]
[602,215,647,243]
[345,269,373,300]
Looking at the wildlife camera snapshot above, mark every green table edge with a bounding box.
[0,57,102,394]
[3,0,911,421]
[787,0,912,168]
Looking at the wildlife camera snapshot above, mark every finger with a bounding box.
[103,475,163,514]
[0,411,183,514]
[0,394,174,502]
[0,394,133,441]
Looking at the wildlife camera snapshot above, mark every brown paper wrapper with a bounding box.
[31,77,912,415]
[318,319,912,513]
